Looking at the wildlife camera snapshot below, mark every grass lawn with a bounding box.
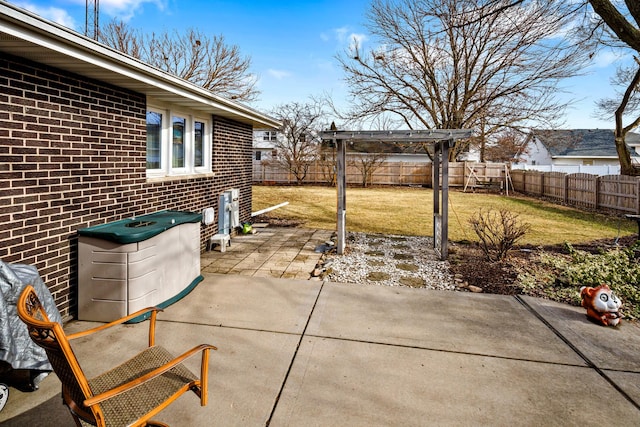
[252,185,637,246]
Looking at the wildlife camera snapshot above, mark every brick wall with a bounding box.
[0,54,254,319]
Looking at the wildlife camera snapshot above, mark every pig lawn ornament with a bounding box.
[580,285,622,327]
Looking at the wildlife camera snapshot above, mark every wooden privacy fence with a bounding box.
[253,161,432,186]
[510,170,640,214]
[253,161,509,187]
[254,162,640,214]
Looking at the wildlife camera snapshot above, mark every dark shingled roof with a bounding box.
[532,129,640,157]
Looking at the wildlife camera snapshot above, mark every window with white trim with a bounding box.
[146,104,212,178]
[146,111,162,169]
[263,131,277,141]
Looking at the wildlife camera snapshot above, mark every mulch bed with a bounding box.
[448,235,638,296]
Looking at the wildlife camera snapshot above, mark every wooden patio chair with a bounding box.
[17,285,217,427]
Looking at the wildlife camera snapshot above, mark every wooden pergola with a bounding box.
[319,129,473,260]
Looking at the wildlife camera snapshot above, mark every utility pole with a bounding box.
[85,0,99,40]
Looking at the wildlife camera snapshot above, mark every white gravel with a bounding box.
[322,232,455,290]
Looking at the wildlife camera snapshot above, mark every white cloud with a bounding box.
[591,50,627,68]
[98,0,167,21]
[331,27,367,52]
[17,0,168,27]
[334,26,349,42]
[63,0,167,21]
[267,69,292,80]
[348,33,367,50]
[14,2,77,29]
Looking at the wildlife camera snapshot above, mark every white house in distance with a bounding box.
[514,129,640,174]
[253,128,279,163]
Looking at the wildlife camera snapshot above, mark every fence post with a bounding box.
[637,178,640,214]
[595,176,601,210]
[564,173,569,204]
[463,161,467,188]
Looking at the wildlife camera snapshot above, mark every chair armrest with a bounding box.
[83,343,217,407]
[67,307,162,345]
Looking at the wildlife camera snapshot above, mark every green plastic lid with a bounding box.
[78,210,202,244]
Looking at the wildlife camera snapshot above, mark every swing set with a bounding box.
[462,162,512,195]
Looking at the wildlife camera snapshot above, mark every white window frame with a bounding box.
[171,112,188,174]
[146,102,212,179]
[146,108,165,173]
[193,116,211,173]
[263,131,277,142]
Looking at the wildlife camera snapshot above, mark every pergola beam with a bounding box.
[323,129,472,143]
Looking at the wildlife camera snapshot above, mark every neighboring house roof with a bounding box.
[530,129,640,158]
[0,1,280,129]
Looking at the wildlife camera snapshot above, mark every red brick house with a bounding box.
[0,3,280,319]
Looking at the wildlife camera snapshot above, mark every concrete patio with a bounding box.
[1,228,639,426]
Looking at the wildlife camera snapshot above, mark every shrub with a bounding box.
[521,243,640,319]
[469,208,531,261]
[560,243,640,287]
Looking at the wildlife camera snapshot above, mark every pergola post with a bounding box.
[441,139,451,260]
[336,139,346,254]
[432,139,451,260]
[433,141,441,251]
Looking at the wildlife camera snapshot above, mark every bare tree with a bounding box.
[317,144,337,186]
[349,152,389,187]
[337,0,592,161]
[484,129,527,163]
[477,1,640,175]
[589,1,640,52]
[99,20,259,102]
[588,1,640,175]
[100,20,144,59]
[269,101,328,185]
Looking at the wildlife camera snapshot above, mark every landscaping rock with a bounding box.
[323,232,455,290]
[365,250,385,257]
[367,271,391,281]
[399,277,426,288]
[396,263,419,272]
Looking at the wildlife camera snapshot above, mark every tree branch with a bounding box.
[589,0,640,52]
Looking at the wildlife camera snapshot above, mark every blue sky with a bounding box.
[9,0,626,129]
